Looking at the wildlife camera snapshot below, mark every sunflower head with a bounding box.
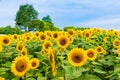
[51,62,57,76]
[12,34,19,40]
[21,48,27,56]
[68,48,87,67]
[11,56,31,77]
[1,36,11,46]
[39,33,47,41]
[113,39,120,48]
[48,48,55,64]
[57,35,70,50]
[30,58,39,69]
[0,77,5,80]
[43,41,53,50]
[34,31,40,38]
[96,46,104,53]
[24,36,31,41]
[53,48,59,55]
[52,31,59,40]
[67,29,74,36]
[16,43,24,52]
[86,49,97,60]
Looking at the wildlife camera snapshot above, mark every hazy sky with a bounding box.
[0,0,120,30]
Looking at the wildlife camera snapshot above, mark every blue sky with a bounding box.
[0,0,120,30]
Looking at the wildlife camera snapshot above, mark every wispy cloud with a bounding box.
[0,0,120,29]
[78,15,120,30]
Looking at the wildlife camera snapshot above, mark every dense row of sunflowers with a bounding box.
[0,28,120,80]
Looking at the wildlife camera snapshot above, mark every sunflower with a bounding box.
[51,62,57,76]
[103,37,108,43]
[96,46,104,53]
[12,34,19,40]
[67,29,74,36]
[86,49,97,60]
[24,36,31,41]
[11,56,31,77]
[33,31,40,38]
[117,47,120,56]
[30,58,39,69]
[52,31,59,40]
[1,36,11,46]
[69,36,74,43]
[48,48,57,76]
[57,35,69,50]
[0,45,3,52]
[40,49,46,56]
[113,39,120,48]
[68,48,87,67]
[16,43,24,52]
[43,41,53,50]
[48,48,55,64]
[0,77,5,80]
[53,48,59,54]
[45,31,52,37]
[21,48,27,56]
[84,31,91,39]
[39,33,47,41]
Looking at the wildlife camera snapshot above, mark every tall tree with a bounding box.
[42,15,52,23]
[15,4,38,32]
[28,20,44,31]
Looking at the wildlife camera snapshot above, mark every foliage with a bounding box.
[42,15,52,23]
[0,25,23,34]
[63,26,75,31]
[15,4,38,32]
[1,28,120,80]
[28,20,44,31]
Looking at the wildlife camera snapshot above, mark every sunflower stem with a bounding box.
[45,67,48,80]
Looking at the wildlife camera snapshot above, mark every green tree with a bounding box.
[42,15,52,23]
[63,26,75,31]
[28,20,44,31]
[15,4,38,32]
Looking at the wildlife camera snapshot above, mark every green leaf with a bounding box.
[0,67,9,72]
[26,72,33,78]
[62,66,73,75]
[71,67,84,79]
[93,69,106,74]
[114,64,120,73]
[79,74,102,80]
[37,77,45,80]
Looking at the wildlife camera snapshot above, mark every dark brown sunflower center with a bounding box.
[97,48,102,52]
[72,55,82,63]
[69,31,73,35]
[53,34,58,38]
[32,62,37,67]
[49,53,53,62]
[60,39,67,46]
[14,36,17,39]
[3,39,9,44]
[18,45,23,51]
[26,37,30,40]
[45,44,50,49]
[36,33,39,36]
[41,35,45,40]
[22,51,26,55]
[115,41,119,46]
[86,33,89,37]
[87,52,94,58]
[16,61,26,72]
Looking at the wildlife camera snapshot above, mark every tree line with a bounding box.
[0,4,88,34]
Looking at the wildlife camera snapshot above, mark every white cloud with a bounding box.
[78,15,120,30]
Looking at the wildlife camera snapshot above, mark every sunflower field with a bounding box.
[0,28,120,80]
